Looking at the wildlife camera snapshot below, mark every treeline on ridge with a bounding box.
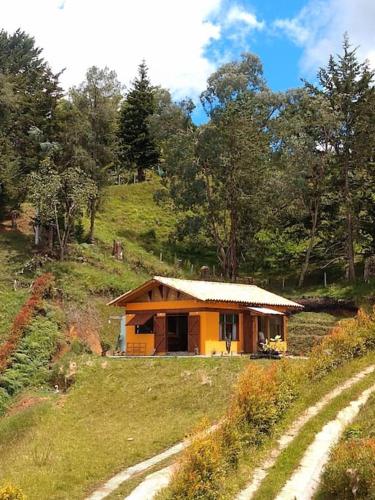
[1,29,375,285]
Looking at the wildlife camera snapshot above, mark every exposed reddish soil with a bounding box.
[7,395,49,416]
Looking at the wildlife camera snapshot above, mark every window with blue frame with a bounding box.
[135,316,154,334]
[219,313,239,341]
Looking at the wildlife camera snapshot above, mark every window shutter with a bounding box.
[154,316,167,353]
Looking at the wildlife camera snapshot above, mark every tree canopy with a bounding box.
[1,29,375,282]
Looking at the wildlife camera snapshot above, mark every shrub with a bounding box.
[0,388,10,415]
[321,438,375,499]
[70,339,92,355]
[0,484,25,500]
[167,421,232,500]
[0,273,55,373]
[167,361,300,498]
[229,361,300,446]
[305,309,375,381]
[0,316,59,397]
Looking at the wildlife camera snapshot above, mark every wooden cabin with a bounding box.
[108,276,303,356]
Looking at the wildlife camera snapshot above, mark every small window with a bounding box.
[270,316,283,340]
[219,314,239,341]
[136,316,154,334]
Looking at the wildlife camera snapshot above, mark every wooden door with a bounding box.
[154,315,167,353]
[243,312,253,353]
[188,315,201,353]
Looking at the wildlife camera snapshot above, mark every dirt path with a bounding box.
[276,381,375,500]
[87,424,219,500]
[86,442,184,500]
[125,465,173,500]
[235,364,375,500]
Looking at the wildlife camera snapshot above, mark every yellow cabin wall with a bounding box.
[199,311,243,355]
[125,324,155,355]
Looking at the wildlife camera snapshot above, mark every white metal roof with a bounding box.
[154,276,301,308]
[248,306,284,315]
[108,276,303,309]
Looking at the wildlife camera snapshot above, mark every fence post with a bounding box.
[324,271,327,287]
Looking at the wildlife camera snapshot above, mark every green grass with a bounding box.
[0,288,27,342]
[340,391,375,440]
[282,279,375,305]
[313,387,375,499]
[288,312,345,356]
[45,178,181,303]
[218,353,375,499]
[252,362,375,500]
[0,356,252,500]
[0,227,32,342]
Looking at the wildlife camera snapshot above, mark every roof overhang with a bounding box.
[126,312,154,326]
[106,277,197,307]
[248,306,284,316]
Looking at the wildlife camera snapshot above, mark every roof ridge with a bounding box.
[154,275,257,287]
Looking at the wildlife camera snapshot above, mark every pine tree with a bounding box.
[118,61,159,182]
[0,29,62,216]
[310,35,375,280]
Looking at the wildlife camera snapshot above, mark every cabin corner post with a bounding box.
[283,315,288,343]
[120,311,126,352]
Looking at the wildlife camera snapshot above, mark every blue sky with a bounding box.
[1,0,375,124]
[191,0,375,122]
[192,0,310,122]
[205,0,308,91]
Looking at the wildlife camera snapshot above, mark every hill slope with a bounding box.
[0,356,251,499]
[0,177,195,349]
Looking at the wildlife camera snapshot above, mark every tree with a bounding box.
[118,61,159,182]
[307,35,375,280]
[162,54,279,279]
[28,159,97,260]
[200,52,266,117]
[164,92,277,279]
[70,66,122,241]
[0,29,62,215]
[277,90,337,286]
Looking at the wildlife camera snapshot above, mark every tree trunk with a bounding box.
[137,166,145,182]
[298,202,319,287]
[59,245,65,260]
[34,208,40,246]
[229,211,238,280]
[48,225,54,251]
[88,198,96,243]
[346,210,356,280]
[344,161,356,281]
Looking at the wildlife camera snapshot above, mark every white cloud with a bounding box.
[0,0,222,98]
[227,5,264,30]
[274,0,375,75]
[273,18,309,45]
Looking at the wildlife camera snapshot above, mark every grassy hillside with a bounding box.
[288,312,345,356]
[0,177,194,348]
[47,178,185,303]
[0,356,252,499]
[0,227,30,342]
